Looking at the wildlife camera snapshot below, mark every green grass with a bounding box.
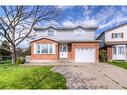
[0,62,66,89]
[108,61,127,69]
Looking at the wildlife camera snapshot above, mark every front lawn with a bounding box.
[108,61,127,69]
[0,63,66,89]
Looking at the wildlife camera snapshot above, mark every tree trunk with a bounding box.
[11,46,16,64]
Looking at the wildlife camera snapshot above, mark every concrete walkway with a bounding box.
[52,63,127,89]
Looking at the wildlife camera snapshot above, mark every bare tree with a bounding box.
[0,6,60,64]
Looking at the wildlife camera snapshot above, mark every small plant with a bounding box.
[16,58,22,65]
[16,57,25,65]
[99,49,107,62]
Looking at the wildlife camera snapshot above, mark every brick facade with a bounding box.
[31,38,99,62]
[106,45,112,61]
[31,38,59,61]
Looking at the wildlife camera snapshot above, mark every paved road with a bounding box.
[52,63,127,89]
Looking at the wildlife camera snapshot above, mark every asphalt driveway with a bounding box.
[52,63,127,89]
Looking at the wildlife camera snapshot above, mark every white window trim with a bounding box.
[112,45,126,55]
[35,43,55,54]
[34,43,36,54]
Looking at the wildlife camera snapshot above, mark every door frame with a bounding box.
[59,44,68,58]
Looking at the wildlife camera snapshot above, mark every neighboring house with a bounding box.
[30,25,99,63]
[97,23,127,61]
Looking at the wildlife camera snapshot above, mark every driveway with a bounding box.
[52,63,127,89]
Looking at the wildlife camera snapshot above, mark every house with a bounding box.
[97,23,127,61]
[30,25,100,63]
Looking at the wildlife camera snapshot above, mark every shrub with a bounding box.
[99,49,107,62]
[16,57,25,65]
[16,58,22,65]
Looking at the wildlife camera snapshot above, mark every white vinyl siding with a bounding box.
[35,44,55,54]
[35,28,95,41]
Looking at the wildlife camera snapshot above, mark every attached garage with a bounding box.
[75,48,96,63]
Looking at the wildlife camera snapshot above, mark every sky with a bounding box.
[3,6,127,48]
[48,6,127,37]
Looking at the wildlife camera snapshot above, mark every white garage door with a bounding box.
[75,48,95,63]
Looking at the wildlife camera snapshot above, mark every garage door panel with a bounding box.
[75,48,95,63]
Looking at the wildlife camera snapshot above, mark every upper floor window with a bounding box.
[74,30,84,35]
[47,29,55,36]
[112,33,123,39]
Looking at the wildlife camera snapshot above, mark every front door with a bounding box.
[60,45,68,58]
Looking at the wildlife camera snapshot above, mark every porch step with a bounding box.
[57,59,72,63]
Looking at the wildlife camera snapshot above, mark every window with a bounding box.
[112,45,125,55]
[113,47,116,54]
[47,29,54,36]
[36,44,54,54]
[36,44,41,54]
[49,44,53,53]
[118,46,124,54]
[74,30,84,35]
[112,33,123,38]
[41,44,48,53]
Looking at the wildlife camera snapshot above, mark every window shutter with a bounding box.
[121,33,123,38]
[112,33,114,39]
[52,43,56,54]
[34,43,36,54]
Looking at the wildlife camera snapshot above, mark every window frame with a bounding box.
[74,29,84,36]
[112,46,117,54]
[118,46,125,54]
[35,44,55,54]
[112,33,123,39]
[112,45,125,55]
[47,29,55,36]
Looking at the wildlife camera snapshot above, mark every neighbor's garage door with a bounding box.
[75,48,95,63]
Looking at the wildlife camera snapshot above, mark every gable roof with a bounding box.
[33,25,98,31]
[96,22,127,40]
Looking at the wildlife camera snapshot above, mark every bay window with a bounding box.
[35,44,55,54]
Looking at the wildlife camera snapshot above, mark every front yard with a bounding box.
[108,61,127,69]
[0,62,66,89]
